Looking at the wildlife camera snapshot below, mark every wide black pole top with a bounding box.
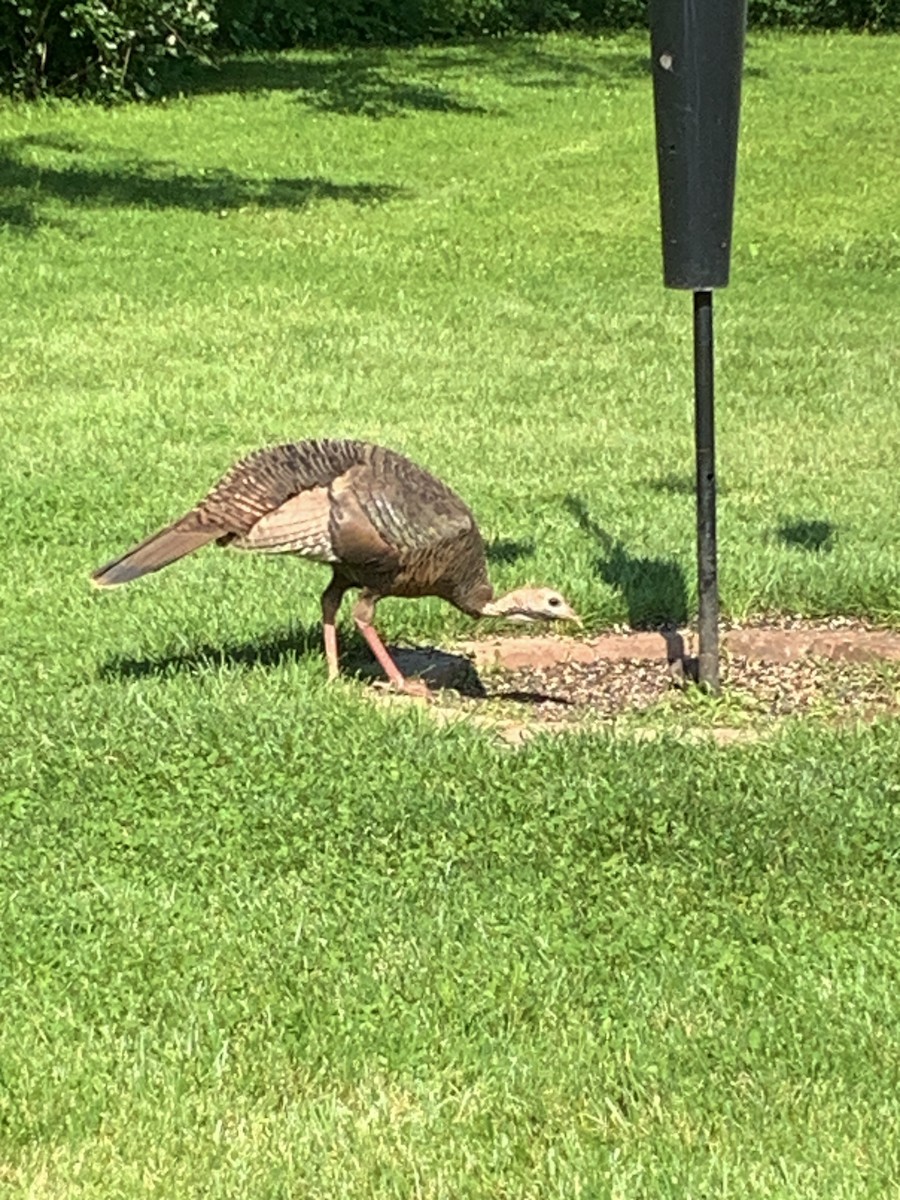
[649,0,747,290]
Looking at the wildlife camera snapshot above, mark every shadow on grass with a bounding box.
[166,39,651,115]
[442,38,651,91]
[0,133,402,234]
[564,494,689,629]
[169,52,491,114]
[492,688,575,706]
[485,537,535,566]
[97,621,492,697]
[777,518,836,553]
[642,471,730,498]
[98,622,326,681]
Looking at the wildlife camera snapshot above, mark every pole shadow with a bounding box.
[566,494,686,628]
[564,495,689,630]
[564,495,694,679]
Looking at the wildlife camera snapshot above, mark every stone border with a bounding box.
[457,626,900,672]
[370,624,900,748]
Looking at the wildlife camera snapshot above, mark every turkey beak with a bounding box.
[558,603,582,627]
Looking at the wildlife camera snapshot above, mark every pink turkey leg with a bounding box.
[323,621,340,681]
[355,619,431,697]
[355,619,406,686]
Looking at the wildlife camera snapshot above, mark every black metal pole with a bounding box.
[693,289,720,691]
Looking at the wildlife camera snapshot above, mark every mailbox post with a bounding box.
[649,0,747,692]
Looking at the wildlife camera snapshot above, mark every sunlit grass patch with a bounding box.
[1,30,899,1199]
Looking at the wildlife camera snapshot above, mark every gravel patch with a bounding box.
[484,652,900,724]
[371,621,900,741]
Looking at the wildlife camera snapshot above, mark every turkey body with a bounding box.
[92,439,506,691]
[93,439,493,608]
[93,439,579,691]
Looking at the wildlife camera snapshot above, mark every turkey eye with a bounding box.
[549,597,560,607]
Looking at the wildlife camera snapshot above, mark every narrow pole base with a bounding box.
[693,289,720,693]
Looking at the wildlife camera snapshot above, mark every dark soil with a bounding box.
[375,620,900,737]
[485,651,900,724]
[464,619,900,725]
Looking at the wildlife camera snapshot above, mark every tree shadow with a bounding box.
[166,38,652,114]
[171,52,494,116]
[484,537,535,566]
[777,518,836,553]
[0,134,402,234]
[564,494,688,629]
[0,200,42,236]
[454,39,651,90]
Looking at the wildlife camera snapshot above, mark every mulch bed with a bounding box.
[482,652,899,725]
[374,619,900,737]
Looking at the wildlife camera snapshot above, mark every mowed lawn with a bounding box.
[1,31,899,1198]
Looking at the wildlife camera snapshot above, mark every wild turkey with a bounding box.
[91,438,580,694]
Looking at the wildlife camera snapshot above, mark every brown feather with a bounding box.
[327,467,402,570]
[232,486,334,558]
[91,438,494,612]
[91,523,221,587]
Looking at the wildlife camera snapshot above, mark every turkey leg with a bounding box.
[354,619,405,687]
[352,592,431,698]
[321,577,347,681]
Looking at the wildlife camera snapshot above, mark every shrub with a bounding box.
[746,0,897,28]
[214,0,580,50]
[2,0,894,100]
[0,0,218,99]
[213,0,896,50]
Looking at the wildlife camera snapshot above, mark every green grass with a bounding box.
[2,31,900,1198]
[3,718,900,1196]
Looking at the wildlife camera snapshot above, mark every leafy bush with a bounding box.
[2,0,894,100]
[746,0,897,27]
[569,0,896,31]
[571,0,895,30]
[214,0,580,50]
[0,0,218,99]
[214,0,897,50]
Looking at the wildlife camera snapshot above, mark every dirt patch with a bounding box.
[369,619,900,745]
[481,651,899,721]
[458,618,900,672]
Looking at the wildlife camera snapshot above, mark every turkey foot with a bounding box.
[391,677,434,700]
[355,618,433,700]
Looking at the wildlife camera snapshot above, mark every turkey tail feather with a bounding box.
[91,522,220,588]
